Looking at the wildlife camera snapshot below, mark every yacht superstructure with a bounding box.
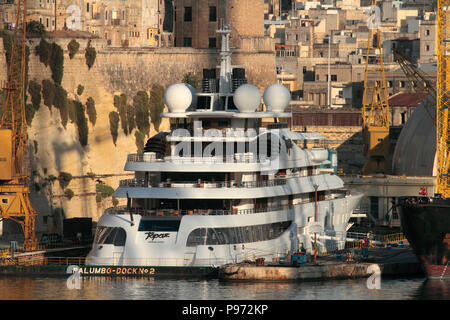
[86,26,362,267]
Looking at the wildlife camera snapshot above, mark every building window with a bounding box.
[208,37,216,48]
[105,10,108,20]
[183,37,192,47]
[331,74,337,81]
[184,7,192,22]
[87,2,89,13]
[426,29,430,36]
[426,45,430,52]
[46,18,49,28]
[209,6,217,22]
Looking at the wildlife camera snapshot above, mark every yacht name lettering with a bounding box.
[145,232,170,241]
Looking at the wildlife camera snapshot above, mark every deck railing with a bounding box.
[126,153,269,164]
[119,177,287,189]
[105,204,292,217]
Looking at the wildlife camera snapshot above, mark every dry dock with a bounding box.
[218,247,424,281]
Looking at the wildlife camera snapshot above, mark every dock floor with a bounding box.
[218,247,424,281]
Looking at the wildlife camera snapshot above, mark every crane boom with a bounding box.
[393,51,436,123]
[436,0,450,198]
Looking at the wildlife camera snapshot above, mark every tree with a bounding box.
[109,111,120,145]
[149,84,165,132]
[28,80,41,110]
[67,39,80,59]
[183,72,199,90]
[54,84,68,128]
[114,94,128,134]
[42,79,55,109]
[75,101,89,146]
[86,97,97,126]
[50,42,64,85]
[58,172,72,189]
[85,45,97,69]
[26,20,47,38]
[133,91,151,135]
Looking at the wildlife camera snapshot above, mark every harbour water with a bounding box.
[0,276,448,300]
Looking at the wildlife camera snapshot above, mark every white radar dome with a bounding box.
[183,83,197,109]
[233,84,261,113]
[164,83,193,113]
[263,84,291,112]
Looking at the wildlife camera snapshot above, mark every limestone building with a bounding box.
[0,0,167,47]
[173,0,265,49]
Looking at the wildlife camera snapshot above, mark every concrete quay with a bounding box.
[218,247,424,281]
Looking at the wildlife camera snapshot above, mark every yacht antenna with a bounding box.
[217,21,232,96]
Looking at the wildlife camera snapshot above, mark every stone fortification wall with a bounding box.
[1,35,276,239]
[294,125,365,173]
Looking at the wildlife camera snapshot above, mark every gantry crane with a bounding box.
[0,0,37,250]
[436,0,450,198]
[361,0,390,175]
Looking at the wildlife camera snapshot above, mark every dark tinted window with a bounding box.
[186,220,292,247]
[94,227,127,246]
[138,219,181,232]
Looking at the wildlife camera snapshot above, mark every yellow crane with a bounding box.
[436,0,450,198]
[361,0,390,175]
[0,0,37,250]
[393,50,436,123]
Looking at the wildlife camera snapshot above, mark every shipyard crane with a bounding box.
[436,0,450,198]
[361,0,390,175]
[0,0,38,250]
[393,50,436,122]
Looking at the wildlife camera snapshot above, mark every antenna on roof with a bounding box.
[216,20,232,96]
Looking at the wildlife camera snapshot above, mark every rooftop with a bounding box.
[388,92,430,107]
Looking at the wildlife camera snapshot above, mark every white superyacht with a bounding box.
[86,26,362,267]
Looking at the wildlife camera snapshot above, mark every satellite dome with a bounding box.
[164,83,193,113]
[233,84,261,113]
[263,84,291,112]
[183,83,197,109]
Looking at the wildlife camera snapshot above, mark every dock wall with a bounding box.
[218,262,424,281]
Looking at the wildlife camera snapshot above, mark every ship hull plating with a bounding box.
[400,198,450,280]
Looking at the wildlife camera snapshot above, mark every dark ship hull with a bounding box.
[400,198,450,280]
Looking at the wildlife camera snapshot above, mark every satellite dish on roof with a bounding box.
[263,84,291,112]
[233,84,261,113]
[164,83,193,113]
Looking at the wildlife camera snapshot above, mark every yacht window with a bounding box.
[138,219,181,232]
[186,220,292,247]
[94,227,127,246]
[227,96,237,110]
[197,96,211,110]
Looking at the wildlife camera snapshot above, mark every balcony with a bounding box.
[126,153,269,164]
[105,204,292,217]
[119,177,287,189]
